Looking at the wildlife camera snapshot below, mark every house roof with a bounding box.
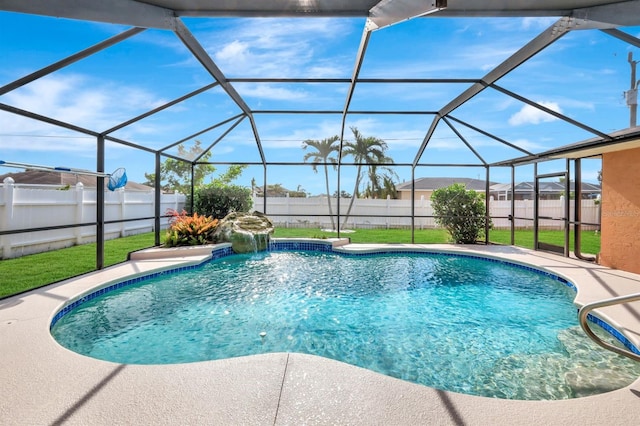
[490,181,601,193]
[396,177,495,192]
[0,170,153,191]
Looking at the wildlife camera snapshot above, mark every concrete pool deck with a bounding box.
[1,243,640,425]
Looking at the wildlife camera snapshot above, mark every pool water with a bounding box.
[51,250,640,400]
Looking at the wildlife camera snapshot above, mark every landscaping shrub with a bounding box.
[193,184,253,219]
[431,183,489,244]
[164,209,219,247]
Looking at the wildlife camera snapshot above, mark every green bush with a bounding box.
[431,183,489,244]
[193,184,253,219]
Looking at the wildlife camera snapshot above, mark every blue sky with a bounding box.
[1,12,638,195]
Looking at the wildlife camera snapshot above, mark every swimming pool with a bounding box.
[50,243,640,400]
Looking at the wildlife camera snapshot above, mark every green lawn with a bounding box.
[0,233,156,298]
[273,227,601,254]
[0,227,600,299]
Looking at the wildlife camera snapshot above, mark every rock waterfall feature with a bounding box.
[212,211,274,253]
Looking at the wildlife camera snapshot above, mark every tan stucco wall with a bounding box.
[397,190,434,201]
[599,147,640,274]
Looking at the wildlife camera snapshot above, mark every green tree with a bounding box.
[143,142,247,194]
[302,135,339,230]
[143,141,215,194]
[363,164,398,199]
[340,127,396,229]
[332,189,351,198]
[254,183,306,197]
[194,184,252,219]
[212,165,247,187]
[431,183,488,244]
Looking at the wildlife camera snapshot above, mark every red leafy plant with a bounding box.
[164,209,219,247]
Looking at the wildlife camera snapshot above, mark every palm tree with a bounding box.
[364,162,398,199]
[302,135,340,230]
[341,127,395,229]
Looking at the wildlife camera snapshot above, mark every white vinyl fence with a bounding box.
[253,195,601,231]
[0,180,600,260]
[0,180,185,259]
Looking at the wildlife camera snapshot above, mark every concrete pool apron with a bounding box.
[1,243,640,425]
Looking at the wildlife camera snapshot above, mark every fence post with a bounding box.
[386,195,390,229]
[75,182,84,244]
[1,177,15,258]
[420,195,425,230]
[560,195,565,231]
[119,188,126,237]
[285,193,290,228]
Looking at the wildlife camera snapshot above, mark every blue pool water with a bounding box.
[51,250,640,400]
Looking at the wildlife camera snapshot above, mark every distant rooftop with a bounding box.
[396,177,494,192]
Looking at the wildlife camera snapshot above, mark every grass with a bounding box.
[0,233,156,298]
[273,227,601,254]
[0,227,600,299]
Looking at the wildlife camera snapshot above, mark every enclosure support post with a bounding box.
[96,135,105,270]
[485,166,490,245]
[410,166,415,244]
[533,163,539,251]
[564,159,571,257]
[510,165,515,246]
[190,163,195,214]
[336,162,341,238]
[154,152,161,246]
[263,165,267,214]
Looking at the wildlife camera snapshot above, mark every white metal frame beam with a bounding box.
[368,0,447,30]
[0,0,176,29]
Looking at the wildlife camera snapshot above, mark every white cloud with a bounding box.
[4,74,166,128]
[203,18,353,79]
[521,17,559,30]
[509,138,547,152]
[216,40,250,62]
[508,101,562,126]
[235,83,308,101]
[0,73,170,153]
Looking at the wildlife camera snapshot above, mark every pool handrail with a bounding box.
[578,293,640,362]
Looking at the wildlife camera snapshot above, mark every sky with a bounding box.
[1,11,638,195]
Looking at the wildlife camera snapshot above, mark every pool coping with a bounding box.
[2,241,640,425]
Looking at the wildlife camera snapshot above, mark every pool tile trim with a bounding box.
[49,240,637,356]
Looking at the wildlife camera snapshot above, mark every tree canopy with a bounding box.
[143,141,246,194]
[303,135,339,229]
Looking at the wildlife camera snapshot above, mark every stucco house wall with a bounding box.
[599,147,640,274]
[397,189,434,201]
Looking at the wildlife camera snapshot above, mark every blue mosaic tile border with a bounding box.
[268,241,334,252]
[586,312,640,356]
[51,245,239,328]
[50,241,637,356]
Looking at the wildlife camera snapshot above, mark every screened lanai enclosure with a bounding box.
[1,1,640,272]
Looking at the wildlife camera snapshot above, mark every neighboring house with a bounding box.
[490,181,601,201]
[395,177,494,201]
[0,170,154,191]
